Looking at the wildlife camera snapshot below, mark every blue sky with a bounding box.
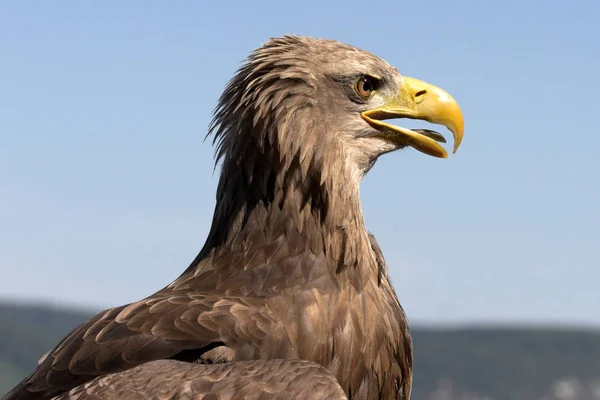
[0,1,598,326]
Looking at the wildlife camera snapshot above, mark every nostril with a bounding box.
[415,90,427,98]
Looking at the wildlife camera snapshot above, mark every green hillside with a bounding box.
[1,302,599,399]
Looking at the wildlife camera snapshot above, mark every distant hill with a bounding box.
[1,302,599,399]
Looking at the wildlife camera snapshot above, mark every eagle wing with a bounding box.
[3,293,278,400]
[53,359,347,400]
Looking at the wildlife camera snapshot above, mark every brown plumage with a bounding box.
[3,35,464,400]
[53,360,348,400]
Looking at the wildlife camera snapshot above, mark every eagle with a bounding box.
[3,35,463,400]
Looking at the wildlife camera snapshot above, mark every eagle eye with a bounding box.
[355,76,379,99]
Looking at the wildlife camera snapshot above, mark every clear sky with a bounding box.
[1,1,598,326]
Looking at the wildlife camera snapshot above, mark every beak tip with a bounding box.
[452,142,460,154]
[450,122,464,155]
[452,131,464,154]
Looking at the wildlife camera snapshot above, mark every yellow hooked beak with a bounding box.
[361,76,464,158]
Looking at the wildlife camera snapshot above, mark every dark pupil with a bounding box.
[362,78,373,92]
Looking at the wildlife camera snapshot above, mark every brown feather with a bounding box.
[53,360,348,400]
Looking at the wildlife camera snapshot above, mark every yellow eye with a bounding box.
[355,76,378,99]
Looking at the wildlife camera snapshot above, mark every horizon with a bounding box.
[3,298,600,331]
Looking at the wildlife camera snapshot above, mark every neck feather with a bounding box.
[196,141,373,272]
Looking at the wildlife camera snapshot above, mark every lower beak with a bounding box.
[361,76,464,158]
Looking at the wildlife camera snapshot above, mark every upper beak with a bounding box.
[361,76,464,158]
